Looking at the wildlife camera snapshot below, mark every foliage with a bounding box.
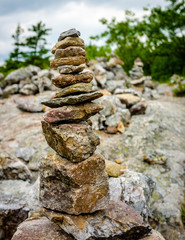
[2,21,51,74]
[171,75,185,96]
[89,0,185,82]
[85,44,111,60]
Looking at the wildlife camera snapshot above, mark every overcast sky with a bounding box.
[0,0,168,64]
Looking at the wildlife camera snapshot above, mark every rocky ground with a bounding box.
[0,88,185,239]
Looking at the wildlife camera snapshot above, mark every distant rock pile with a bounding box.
[12,29,154,240]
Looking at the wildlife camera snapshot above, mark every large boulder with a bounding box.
[5,68,32,84]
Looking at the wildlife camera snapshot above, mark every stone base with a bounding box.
[40,154,109,215]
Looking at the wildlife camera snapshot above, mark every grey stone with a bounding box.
[105,80,125,93]
[109,170,156,222]
[95,74,107,87]
[112,65,127,80]
[16,147,35,162]
[130,101,147,115]
[0,87,3,96]
[25,65,41,75]
[19,83,38,95]
[114,87,142,97]
[19,78,32,89]
[105,109,131,127]
[5,68,32,84]
[106,71,115,80]
[58,28,80,41]
[17,97,43,112]
[58,63,86,74]
[3,84,19,95]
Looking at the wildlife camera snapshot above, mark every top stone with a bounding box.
[58,28,81,42]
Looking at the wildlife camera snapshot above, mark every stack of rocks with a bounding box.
[12,29,152,240]
[129,58,146,89]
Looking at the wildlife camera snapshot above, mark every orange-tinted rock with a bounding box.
[55,46,86,58]
[51,37,85,54]
[40,154,109,214]
[43,103,103,123]
[50,56,88,68]
[41,121,100,162]
[52,71,93,88]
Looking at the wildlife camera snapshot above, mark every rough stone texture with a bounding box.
[143,149,167,165]
[44,200,151,240]
[19,83,38,95]
[43,103,103,123]
[116,93,141,107]
[0,154,32,180]
[40,154,109,214]
[55,46,86,58]
[17,96,43,112]
[105,159,121,177]
[108,170,156,223]
[58,63,86,74]
[5,68,32,84]
[51,56,88,68]
[51,37,85,54]
[141,230,165,240]
[52,71,93,88]
[41,121,100,162]
[16,147,35,162]
[130,101,147,115]
[58,28,80,41]
[42,91,103,108]
[0,195,29,240]
[3,84,19,95]
[11,216,72,240]
[54,82,93,98]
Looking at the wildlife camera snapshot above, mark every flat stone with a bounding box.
[44,200,151,240]
[55,46,86,58]
[58,28,80,41]
[54,82,93,98]
[41,121,100,162]
[105,159,121,177]
[130,101,147,115]
[50,56,88,68]
[58,63,86,74]
[12,217,72,240]
[116,93,141,107]
[52,71,93,88]
[51,37,85,54]
[17,97,43,112]
[43,103,103,123]
[41,91,103,108]
[40,154,109,214]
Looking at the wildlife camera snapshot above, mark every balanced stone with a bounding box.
[42,91,103,108]
[58,28,80,41]
[58,63,86,74]
[54,83,93,98]
[50,56,88,68]
[41,121,100,162]
[51,37,85,54]
[52,71,93,88]
[43,201,151,240]
[55,46,86,58]
[43,103,103,123]
[40,154,109,214]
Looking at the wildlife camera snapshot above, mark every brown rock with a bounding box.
[58,64,86,74]
[41,121,100,162]
[11,217,73,240]
[43,200,151,240]
[116,93,141,107]
[55,46,86,58]
[40,154,109,214]
[43,103,103,123]
[51,37,85,54]
[141,230,165,240]
[105,159,121,177]
[54,82,93,98]
[50,56,88,68]
[106,126,118,134]
[130,101,147,115]
[52,71,93,88]
[41,91,103,108]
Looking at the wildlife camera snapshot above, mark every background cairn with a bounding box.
[40,28,110,215]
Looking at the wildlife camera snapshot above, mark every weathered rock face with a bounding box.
[42,121,100,162]
[58,28,81,41]
[52,71,93,88]
[11,217,72,240]
[55,46,86,58]
[44,200,151,240]
[58,63,86,74]
[43,103,103,123]
[51,37,85,54]
[116,93,141,107]
[50,56,88,68]
[17,96,43,112]
[40,154,109,214]
[41,91,103,107]
[4,68,32,84]
[54,82,93,97]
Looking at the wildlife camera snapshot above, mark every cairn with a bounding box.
[40,28,109,215]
